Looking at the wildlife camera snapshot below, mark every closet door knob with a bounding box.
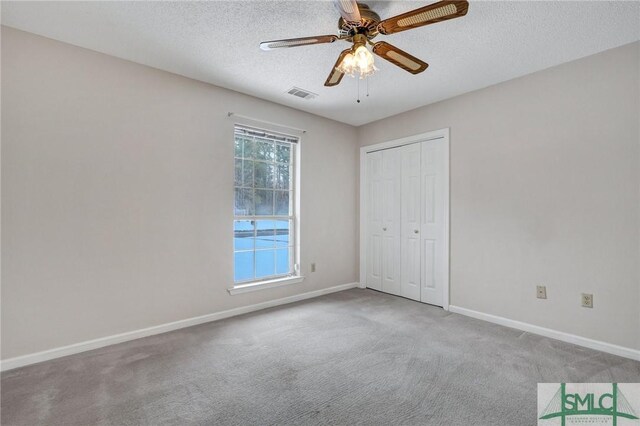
[383,227,387,231]
[414,229,419,234]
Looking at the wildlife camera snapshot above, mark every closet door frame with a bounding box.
[359,128,450,310]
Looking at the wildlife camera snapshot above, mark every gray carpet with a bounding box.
[2,288,639,425]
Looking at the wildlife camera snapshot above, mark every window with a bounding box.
[233,125,297,285]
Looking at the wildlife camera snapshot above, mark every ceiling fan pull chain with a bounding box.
[357,76,361,103]
[366,77,370,98]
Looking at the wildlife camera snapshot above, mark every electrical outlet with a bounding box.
[581,293,593,308]
[536,285,547,299]
[311,263,316,273]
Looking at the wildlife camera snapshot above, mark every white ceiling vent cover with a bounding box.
[287,87,318,100]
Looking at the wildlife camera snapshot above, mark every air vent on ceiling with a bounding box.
[287,87,318,100]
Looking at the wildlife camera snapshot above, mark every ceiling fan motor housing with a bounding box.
[338,3,380,40]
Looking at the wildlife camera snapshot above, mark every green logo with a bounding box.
[539,383,639,425]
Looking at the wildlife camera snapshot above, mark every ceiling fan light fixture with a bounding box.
[336,52,355,74]
[336,45,377,79]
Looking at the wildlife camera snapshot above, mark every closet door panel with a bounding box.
[366,151,383,291]
[401,143,421,301]
[381,148,402,296]
[421,140,445,306]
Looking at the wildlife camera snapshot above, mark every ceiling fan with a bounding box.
[259,0,469,87]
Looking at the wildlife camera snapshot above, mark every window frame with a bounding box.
[231,124,301,292]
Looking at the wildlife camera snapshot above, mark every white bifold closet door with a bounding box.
[420,139,446,306]
[400,143,421,301]
[366,148,401,295]
[381,148,402,296]
[366,151,383,291]
[366,138,446,307]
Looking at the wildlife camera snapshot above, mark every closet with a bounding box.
[363,133,448,307]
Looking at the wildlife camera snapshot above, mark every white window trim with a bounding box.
[231,122,302,293]
[227,275,305,295]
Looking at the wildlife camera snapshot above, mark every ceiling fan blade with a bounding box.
[324,49,352,87]
[260,35,338,51]
[377,1,469,35]
[372,42,429,74]
[333,0,362,24]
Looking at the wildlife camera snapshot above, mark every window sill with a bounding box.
[228,276,305,295]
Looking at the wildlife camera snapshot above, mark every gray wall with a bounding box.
[358,42,640,350]
[1,27,359,359]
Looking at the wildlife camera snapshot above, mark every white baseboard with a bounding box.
[448,305,640,362]
[1,282,359,372]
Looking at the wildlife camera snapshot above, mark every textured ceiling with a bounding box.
[2,1,639,126]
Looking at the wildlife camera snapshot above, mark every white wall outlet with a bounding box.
[581,293,593,308]
[536,285,547,299]
[311,263,316,273]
